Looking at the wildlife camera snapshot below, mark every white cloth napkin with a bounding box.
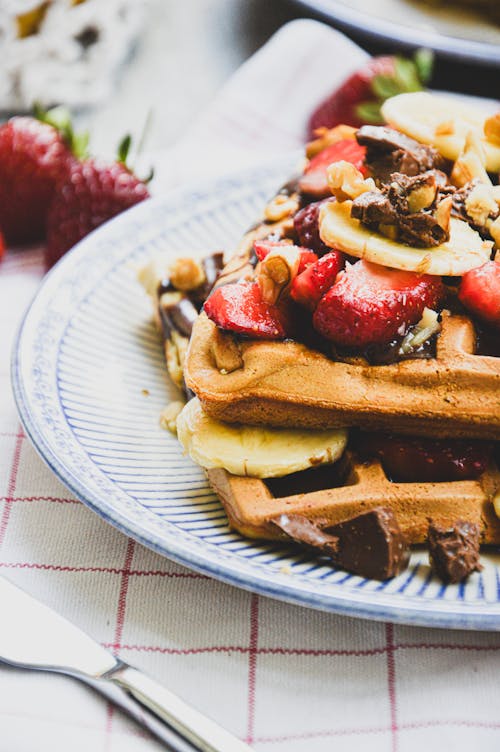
[1,18,500,752]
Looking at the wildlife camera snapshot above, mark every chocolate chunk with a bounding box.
[356,126,446,184]
[428,520,483,584]
[271,507,410,581]
[189,252,225,305]
[398,212,448,247]
[159,294,198,339]
[324,508,410,580]
[351,191,398,226]
[271,514,339,557]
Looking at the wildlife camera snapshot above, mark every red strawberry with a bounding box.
[291,251,345,311]
[254,240,317,273]
[204,281,290,339]
[458,260,500,329]
[45,157,150,267]
[307,51,433,139]
[356,432,492,483]
[0,117,74,245]
[298,140,366,198]
[313,259,444,348]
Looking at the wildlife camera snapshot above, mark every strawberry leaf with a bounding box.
[117,133,132,165]
[371,74,403,100]
[34,103,89,159]
[355,100,385,125]
[393,58,422,93]
[414,48,434,84]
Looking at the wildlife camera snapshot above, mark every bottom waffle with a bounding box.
[207,454,500,546]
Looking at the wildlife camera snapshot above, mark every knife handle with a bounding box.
[91,661,253,752]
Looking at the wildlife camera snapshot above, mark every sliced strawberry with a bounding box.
[356,432,492,483]
[291,251,345,312]
[0,230,5,260]
[307,52,432,139]
[204,281,290,339]
[313,259,444,349]
[458,260,500,329]
[298,140,366,198]
[253,240,317,273]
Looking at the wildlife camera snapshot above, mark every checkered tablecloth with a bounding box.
[1,19,500,752]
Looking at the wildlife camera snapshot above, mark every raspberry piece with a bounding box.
[356,433,492,483]
[458,260,500,329]
[204,281,290,339]
[291,251,345,311]
[293,199,333,255]
[313,259,444,348]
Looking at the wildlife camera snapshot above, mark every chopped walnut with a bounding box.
[160,401,185,435]
[327,160,376,202]
[434,195,453,235]
[465,183,499,227]
[484,113,500,146]
[399,307,441,355]
[256,246,302,304]
[165,330,189,388]
[264,193,300,223]
[211,328,243,373]
[169,257,206,291]
[451,130,491,187]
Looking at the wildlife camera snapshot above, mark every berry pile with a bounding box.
[0,108,150,268]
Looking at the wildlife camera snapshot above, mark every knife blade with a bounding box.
[0,576,253,752]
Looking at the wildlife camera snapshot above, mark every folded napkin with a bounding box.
[1,18,500,752]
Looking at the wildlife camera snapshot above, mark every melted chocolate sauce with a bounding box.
[265,453,351,498]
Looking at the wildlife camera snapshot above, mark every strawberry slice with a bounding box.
[291,251,345,312]
[204,281,290,339]
[307,52,432,139]
[356,432,492,483]
[313,259,444,348]
[253,240,317,273]
[298,140,366,198]
[458,260,500,329]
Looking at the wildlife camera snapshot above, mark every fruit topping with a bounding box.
[293,199,333,254]
[204,280,291,339]
[356,432,492,483]
[381,92,500,172]
[298,140,366,198]
[428,521,482,583]
[458,260,500,329]
[319,199,491,276]
[312,259,444,348]
[307,52,432,138]
[254,240,317,272]
[291,251,345,311]
[176,397,348,478]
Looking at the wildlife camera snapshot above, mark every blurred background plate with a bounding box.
[292,0,500,65]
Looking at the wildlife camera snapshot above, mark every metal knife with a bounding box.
[0,576,253,752]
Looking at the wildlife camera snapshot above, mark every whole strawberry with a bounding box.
[307,51,433,140]
[0,115,73,245]
[45,138,150,268]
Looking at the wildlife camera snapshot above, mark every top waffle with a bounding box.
[184,94,500,439]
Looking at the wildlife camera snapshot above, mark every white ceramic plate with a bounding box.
[12,159,500,630]
[294,0,500,65]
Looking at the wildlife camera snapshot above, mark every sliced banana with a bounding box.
[177,397,348,479]
[319,200,491,276]
[381,92,500,173]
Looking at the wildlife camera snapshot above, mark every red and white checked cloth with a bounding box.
[1,19,500,752]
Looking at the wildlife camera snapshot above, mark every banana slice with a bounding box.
[319,200,491,276]
[177,398,348,479]
[381,92,500,172]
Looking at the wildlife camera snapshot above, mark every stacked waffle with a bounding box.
[141,92,500,583]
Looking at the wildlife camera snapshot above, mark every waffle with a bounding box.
[207,454,500,546]
[186,308,500,440]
